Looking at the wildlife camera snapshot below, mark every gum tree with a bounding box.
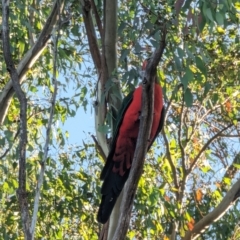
[0,0,240,239]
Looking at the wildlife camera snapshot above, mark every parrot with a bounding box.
[97,59,165,224]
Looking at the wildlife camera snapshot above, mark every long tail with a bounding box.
[97,169,129,224]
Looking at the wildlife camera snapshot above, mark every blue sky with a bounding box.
[62,105,95,145]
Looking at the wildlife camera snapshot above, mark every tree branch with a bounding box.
[91,134,107,162]
[222,152,240,191]
[178,92,186,175]
[0,127,20,159]
[162,128,179,197]
[188,123,235,174]
[81,0,101,73]
[30,2,62,236]
[0,0,64,125]
[164,84,182,121]
[112,27,167,240]
[103,1,123,238]
[104,0,117,78]
[90,0,103,41]
[81,0,109,178]
[183,177,240,240]
[174,0,185,16]
[2,0,30,238]
[98,219,109,240]
[28,0,36,47]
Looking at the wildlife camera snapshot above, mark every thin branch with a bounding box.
[81,0,101,73]
[182,7,204,35]
[184,96,232,151]
[162,128,179,197]
[0,127,20,159]
[183,177,240,240]
[112,27,167,240]
[222,152,240,191]
[28,0,36,47]
[188,123,235,174]
[164,84,182,121]
[178,91,186,175]
[0,0,64,125]
[2,0,30,238]
[91,134,107,162]
[105,10,119,69]
[90,0,103,41]
[174,0,185,16]
[219,134,240,138]
[30,2,62,235]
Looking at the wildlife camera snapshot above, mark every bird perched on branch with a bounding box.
[97,59,165,224]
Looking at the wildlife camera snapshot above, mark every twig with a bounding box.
[0,127,20,159]
[30,1,62,235]
[219,134,240,137]
[91,134,107,162]
[162,128,179,197]
[188,123,235,174]
[2,0,31,238]
[112,26,167,240]
[178,89,186,175]
[164,84,182,121]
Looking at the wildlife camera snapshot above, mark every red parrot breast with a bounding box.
[112,83,163,176]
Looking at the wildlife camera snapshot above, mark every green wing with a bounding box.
[100,91,134,180]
